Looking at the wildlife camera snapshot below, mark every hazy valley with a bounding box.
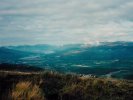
[1,42,133,80]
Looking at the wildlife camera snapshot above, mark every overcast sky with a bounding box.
[0,0,133,46]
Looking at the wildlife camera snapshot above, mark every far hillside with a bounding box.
[0,42,133,80]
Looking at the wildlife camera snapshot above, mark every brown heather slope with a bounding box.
[0,69,133,100]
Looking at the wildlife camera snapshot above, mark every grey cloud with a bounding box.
[0,0,133,45]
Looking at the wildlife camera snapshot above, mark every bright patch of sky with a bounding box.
[0,0,133,46]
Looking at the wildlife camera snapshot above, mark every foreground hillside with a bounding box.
[0,64,133,100]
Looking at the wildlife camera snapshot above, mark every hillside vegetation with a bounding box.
[0,64,133,100]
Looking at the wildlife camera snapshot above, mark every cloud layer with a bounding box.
[0,0,133,46]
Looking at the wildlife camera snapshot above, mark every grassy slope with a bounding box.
[0,68,133,100]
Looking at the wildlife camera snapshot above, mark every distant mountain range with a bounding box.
[0,47,34,63]
[0,42,133,79]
